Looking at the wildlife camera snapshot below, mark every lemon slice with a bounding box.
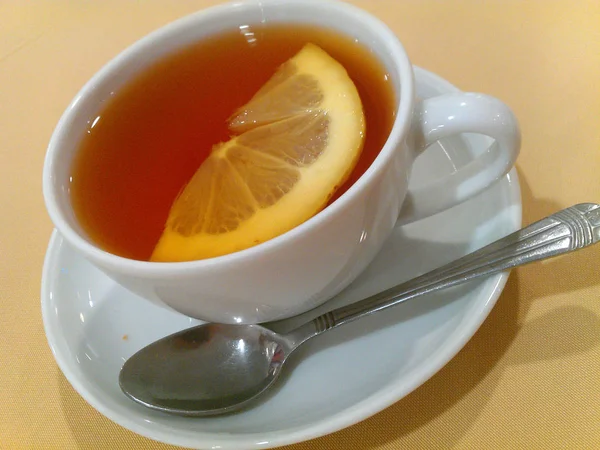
[151,43,365,262]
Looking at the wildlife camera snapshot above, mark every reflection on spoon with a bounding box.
[119,203,600,416]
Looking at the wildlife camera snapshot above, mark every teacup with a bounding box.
[43,0,520,324]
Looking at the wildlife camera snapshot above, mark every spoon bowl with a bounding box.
[120,324,292,415]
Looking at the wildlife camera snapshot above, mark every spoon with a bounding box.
[120,203,600,416]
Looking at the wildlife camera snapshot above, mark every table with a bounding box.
[1,1,599,448]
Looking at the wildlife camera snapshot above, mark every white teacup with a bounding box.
[43,0,520,324]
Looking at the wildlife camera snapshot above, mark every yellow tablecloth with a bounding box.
[1,1,599,448]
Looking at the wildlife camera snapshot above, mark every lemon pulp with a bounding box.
[151,44,365,262]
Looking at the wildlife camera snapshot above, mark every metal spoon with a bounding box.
[119,203,600,416]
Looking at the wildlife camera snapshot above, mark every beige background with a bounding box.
[1,1,600,448]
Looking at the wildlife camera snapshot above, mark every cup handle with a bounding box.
[397,92,521,225]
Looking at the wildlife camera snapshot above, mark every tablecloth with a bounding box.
[1,1,599,448]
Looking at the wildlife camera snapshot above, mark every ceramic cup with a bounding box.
[43,0,520,324]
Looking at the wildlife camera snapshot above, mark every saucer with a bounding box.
[41,67,522,449]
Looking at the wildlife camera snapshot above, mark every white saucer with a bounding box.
[41,67,522,450]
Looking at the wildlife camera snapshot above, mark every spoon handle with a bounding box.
[289,203,600,343]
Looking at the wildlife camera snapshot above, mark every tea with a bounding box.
[70,24,396,261]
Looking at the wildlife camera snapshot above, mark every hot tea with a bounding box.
[70,24,395,261]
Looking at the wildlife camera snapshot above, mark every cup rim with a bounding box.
[42,0,414,277]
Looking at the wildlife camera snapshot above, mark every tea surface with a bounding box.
[71,24,396,260]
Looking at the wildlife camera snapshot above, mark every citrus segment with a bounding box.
[151,43,365,262]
